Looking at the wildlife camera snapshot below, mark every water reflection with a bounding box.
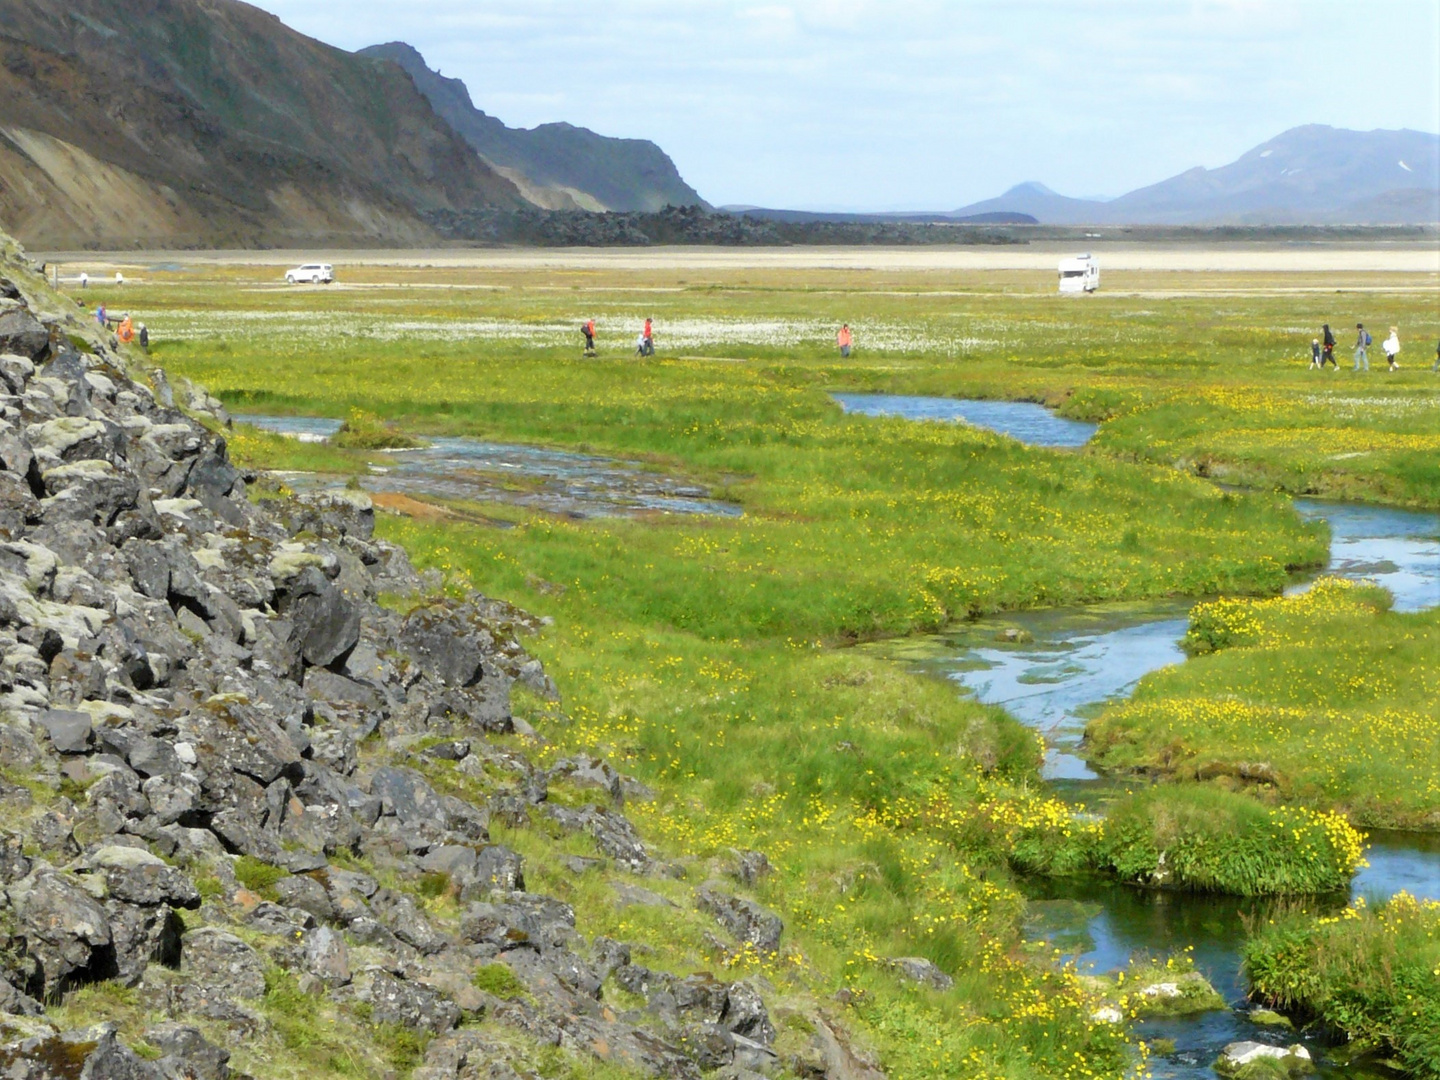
[832,393,1098,447]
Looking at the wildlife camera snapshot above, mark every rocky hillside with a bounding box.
[360,43,705,214]
[952,125,1440,225]
[0,228,869,1077]
[0,0,527,250]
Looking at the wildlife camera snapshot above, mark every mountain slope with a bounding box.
[360,42,705,213]
[952,126,1440,225]
[1109,125,1440,224]
[0,0,527,249]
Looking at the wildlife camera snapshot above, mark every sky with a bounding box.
[248,0,1440,211]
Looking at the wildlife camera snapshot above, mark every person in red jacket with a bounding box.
[837,324,853,358]
[642,317,654,356]
[582,318,596,357]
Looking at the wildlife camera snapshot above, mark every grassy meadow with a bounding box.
[84,253,1440,1079]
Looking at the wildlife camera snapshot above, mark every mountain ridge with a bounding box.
[951,126,1440,225]
[359,42,706,214]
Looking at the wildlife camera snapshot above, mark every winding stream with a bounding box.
[843,393,1439,1077]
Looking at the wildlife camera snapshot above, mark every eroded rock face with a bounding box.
[0,240,819,1080]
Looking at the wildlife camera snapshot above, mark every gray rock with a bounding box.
[461,893,576,951]
[14,870,114,996]
[180,927,266,1000]
[400,603,487,687]
[1215,1042,1314,1077]
[695,885,783,954]
[371,766,448,835]
[887,956,954,990]
[729,850,772,887]
[285,572,361,668]
[0,308,49,361]
[276,490,376,541]
[91,846,201,909]
[303,926,350,987]
[274,873,335,921]
[360,970,461,1034]
[542,803,651,872]
[36,707,92,753]
[370,889,447,954]
[144,1022,232,1080]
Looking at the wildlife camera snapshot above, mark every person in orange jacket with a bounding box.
[582,318,597,357]
[642,317,654,356]
[116,314,135,344]
[837,323,853,358]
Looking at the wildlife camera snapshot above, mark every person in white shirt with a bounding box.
[1382,327,1401,371]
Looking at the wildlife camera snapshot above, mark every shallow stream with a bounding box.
[233,414,742,519]
[844,393,1440,1077]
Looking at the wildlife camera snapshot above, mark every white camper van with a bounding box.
[1058,254,1099,294]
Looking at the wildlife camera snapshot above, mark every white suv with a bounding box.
[285,263,334,284]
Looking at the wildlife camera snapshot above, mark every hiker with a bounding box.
[79,271,88,289]
[1382,327,1400,371]
[1321,324,1336,368]
[642,317,654,357]
[1309,338,1321,369]
[838,323,853,358]
[116,314,134,344]
[582,318,596,357]
[1433,339,1439,373]
[1353,323,1369,371]
[137,323,149,349]
[95,302,107,329]
[635,331,647,357]
[115,271,125,286]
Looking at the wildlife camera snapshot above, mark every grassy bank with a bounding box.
[1010,785,1364,895]
[1086,579,1440,829]
[76,257,1438,1076]
[1244,893,1440,1076]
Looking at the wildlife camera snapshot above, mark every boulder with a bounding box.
[144,1023,232,1080]
[359,970,461,1034]
[1214,1042,1314,1078]
[400,603,487,687]
[695,885,783,954]
[0,308,49,361]
[886,956,954,990]
[36,707,92,753]
[13,871,114,996]
[180,928,267,1001]
[303,926,350,987]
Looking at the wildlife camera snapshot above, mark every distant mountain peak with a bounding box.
[1008,181,1059,196]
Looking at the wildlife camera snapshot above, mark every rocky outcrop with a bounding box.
[0,237,805,1078]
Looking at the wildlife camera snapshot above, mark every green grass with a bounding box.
[1086,579,1440,828]
[94,257,1440,1079]
[1010,785,1364,896]
[1244,893,1440,1077]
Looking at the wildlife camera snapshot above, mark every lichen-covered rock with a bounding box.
[695,884,784,954]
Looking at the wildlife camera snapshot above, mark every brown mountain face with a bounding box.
[0,0,528,249]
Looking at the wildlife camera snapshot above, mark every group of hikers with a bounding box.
[1310,322,1434,372]
[581,318,857,358]
[91,302,149,348]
